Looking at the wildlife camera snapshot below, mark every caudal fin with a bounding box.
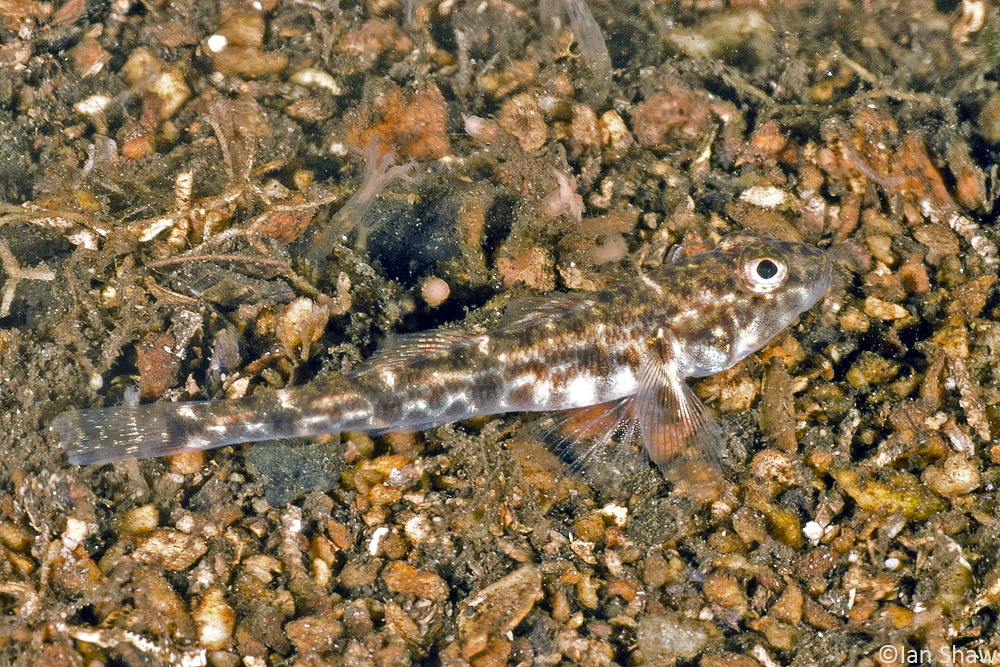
[53,401,241,465]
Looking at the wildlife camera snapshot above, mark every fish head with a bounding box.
[720,232,833,363]
[664,232,832,377]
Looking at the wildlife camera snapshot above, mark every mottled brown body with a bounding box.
[54,233,831,476]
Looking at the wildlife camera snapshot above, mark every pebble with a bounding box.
[703,570,748,615]
[831,466,946,521]
[284,615,343,654]
[457,565,542,658]
[193,587,235,651]
[132,528,208,571]
[421,277,450,307]
[382,561,449,601]
[863,295,909,320]
[921,454,980,496]
[770,582,803,625]
[0,522,32,552]
[118,504,159,535]
[636,612,710,662]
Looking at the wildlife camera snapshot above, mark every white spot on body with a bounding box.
[531,379,553,406]
[178,405,198,420]
[276,389,295,409]
[402,400,429,418]
[606,367,636,397]
[300,414,330,428]
[380,369,397,389]
[445,391,469,408]
[565,374,599,407]
[477,336,491,355]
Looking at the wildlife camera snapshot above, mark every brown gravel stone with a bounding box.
[703,571,748,615]
[382,561,449,601]
[132,529,207,571]
[133,567,195,639]
[751,449,795,486]
[641,553,671,589]
[701,653,763,667]
[863,296,909,320]
[802,595,841,631]
[384,600,421,646]
[0,522,32,552]
[347,84,451,161]
[749,616,797,651]
[339,558,381,590]
[136,331,180,399]
[922,454,980,496]
[912,223,960,266]
[732,507,769,546]
[497,245,556,291]
[572,512,606,543]
[336,19,413,70]
[284,615,343,654]
[770,582,803,625]
[838,306,870,332]
[457,565,542,655]
[636,612,710,662]
[632,85,713,151]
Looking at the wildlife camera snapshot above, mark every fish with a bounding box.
[53,232,832,491]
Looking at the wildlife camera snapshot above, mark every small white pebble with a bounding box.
[62,517,90,550]
[404,515,433,545]
[74,94,112,116]
[803,520,823,543]
[206,34,228,54]
[89,373,103,390]
[601,503,628,527]
[884,557,900,571]
[739,185,798,211]
[289,68,343,96]
[176,514,196,534]
[369,526,390,555]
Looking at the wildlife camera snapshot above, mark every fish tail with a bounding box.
[54,380,368,466]
[54,401,232,465]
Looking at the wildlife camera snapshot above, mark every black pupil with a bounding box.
[756,259,778,280]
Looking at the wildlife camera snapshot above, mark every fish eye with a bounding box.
[743,256,787,291]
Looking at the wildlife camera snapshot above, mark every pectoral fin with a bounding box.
[635,334,724,499]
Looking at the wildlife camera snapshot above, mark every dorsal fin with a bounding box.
[347,329,485,375]
[497,292,596,331]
